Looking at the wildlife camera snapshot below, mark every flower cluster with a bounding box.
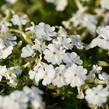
[0,0,109,109]
[0,86,44,109]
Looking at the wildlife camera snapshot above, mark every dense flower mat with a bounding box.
[0,0,109,109]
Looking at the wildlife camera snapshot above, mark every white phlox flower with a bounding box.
[0,21,12,32]
[87,37,109,49]
[0,38,13,59]
[62,52,83,65]
[0,45,13,59]
[21,44,34,58]
[64,64,87,87]
[6,66,22,87]
[57,26,67,36]
[100,0,109,10]
[0,96,5,109]
[29,63,56,86]
[71,35,84,49]
[9,66,22,75]
[87,65,102,82]
[85,85,109,106]
[6,0,17,4]
[23,86,44,109]
[0,33,17,59]
[32,39,46,54]
[3,91,28,109]
[29,22,57,41]
[88,26,109,49]
[3,33,17,46]
[97,26,109,40]
[70,9,97,35]
[11,14,29,26]
[62,20,71,29]
[53,36,72,50]
[52,65,66,87]
[43,43,65,65]
[45,0,68,11]
[0,65,22,87]
[99,73,109,85]
[55,0,68,11]
[0,65,8,81]
[0,86,44,109]
[41,64,56,86]
[29,62,46,85]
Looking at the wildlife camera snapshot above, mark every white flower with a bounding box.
[7,73,18,87]
[6,0,17,4]
[87,65,102,82]
[45,0,55,3]
[11,14,29,26]
[23,86,43,101]
[31,101,44,109]
[6,66,22,87]
[71,35,84,49]
[52,65,66,87]
[0,65,7,81]
[55,0,68,11]
[42,64,55,86]
[0,96,5,109]
[1,91,28,109]
[32,39,46,54]
[0,45,13,59]
[3,91,28,109]
[21,44,34,58]
[0,66,22,87]
[62,52,83,65]
[53,36,72,50]
[23,86,44,109]
[30,22,57,41]
[3,33,17,46]
[97,26,109,40]
[0,34,16,59]
[0,38,5,49]
[0,86,44,109]
[29,63,56,85]
[0,21,12,32]
[9,66,22,76]
[85,85,109,106]
[64,64,87,87]
[100,0,109,10]
[43,43,65,65]
[99,73,109,85]
[62,20,71,29]
[91,65,102,73]
[87,37,109,49]
[46,0,68,11]
[88,26,109,49]
[71,9,97,34]
[10,91,28,107]
[29,62,46,85]
[57,26,67,36]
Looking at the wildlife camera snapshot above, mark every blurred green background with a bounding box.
[0,0,78,25]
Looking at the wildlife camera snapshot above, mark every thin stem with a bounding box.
[74,0,83,9]
[0,10,11,25]
[18,25,23,31]
[10,29,24,40]
[9,29,33,44]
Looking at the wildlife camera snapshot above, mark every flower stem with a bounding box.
[74,0,83,9]
[9,29,33,44]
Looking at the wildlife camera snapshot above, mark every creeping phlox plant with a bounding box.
[0,0,109,109]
